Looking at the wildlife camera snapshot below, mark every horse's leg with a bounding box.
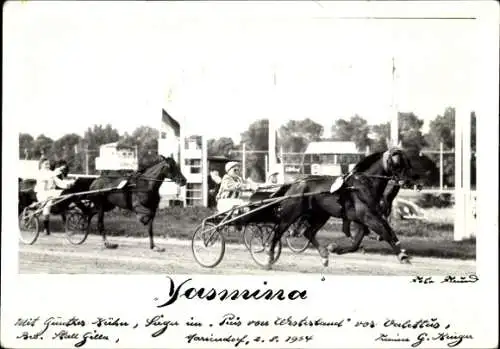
[97,203,118,249]
[335,224,369,255]
[362,210,410,263]
[342,218,352,239]
[339,219,368,254]
[265,213,298,270]
[148,211,165,253]
[301,214,330,266]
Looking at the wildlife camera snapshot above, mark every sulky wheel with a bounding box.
[191,222,226,268]
[18,207,41,245]
[249,224,282,267]
[285,220,311,254]
[65,210,91,245]
[242,224,264,250]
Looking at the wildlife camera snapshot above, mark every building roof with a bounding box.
[162,109,180,137]
[101,142,118,147]
[207,156,231,162]
[304,141,359,154]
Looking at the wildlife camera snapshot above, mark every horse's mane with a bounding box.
[136,155,169,174]
[351,152,384,173]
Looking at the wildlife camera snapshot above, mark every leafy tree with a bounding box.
[19,133,34,159]
[330,115,371,151]
[425,107,455,150]
[369,112,427,153]
[83,124,120,149]
[207,137,235,158]
[132,126,159,168]
[52,133,83,173]
[423,107,476,187]
[370,122,390,153]
[240,119,269,152]
[398,112,427,152]
[279,118,324,152]
[32,134,54,159]
[240,119,269,182]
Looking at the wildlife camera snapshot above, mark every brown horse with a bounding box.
[89,155,186,251]
[264,147,414,269]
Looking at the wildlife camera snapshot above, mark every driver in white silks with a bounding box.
[216,161,257,213]
[34,158,76,234]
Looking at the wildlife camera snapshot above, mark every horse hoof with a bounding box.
[104,242,119,249]
[321,257,329,267]
[152,246,165,253]
[360,247,366,254]
[398,253,411,264]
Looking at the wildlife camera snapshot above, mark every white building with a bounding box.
[95,142,138,171]
[158,109,181,160]
[158,109,183,206]
[304,141,365,176]
[158,109,208,207]
[19,160,40,180]
[181,135,205,206]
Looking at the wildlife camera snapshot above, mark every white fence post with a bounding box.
[202,136,208,207]
[462,110,473,239]
[454,108,464,241]
[454,107,474,241]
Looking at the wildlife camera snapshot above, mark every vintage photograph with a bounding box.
[15,2,477,276]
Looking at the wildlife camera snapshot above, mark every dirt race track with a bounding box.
[19,233,475,275]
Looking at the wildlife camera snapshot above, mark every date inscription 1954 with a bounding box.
[411,274,478,285]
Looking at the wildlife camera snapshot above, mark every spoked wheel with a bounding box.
[285,220,311,254]
[242,224,263,250]
[19,207,41,245]
[65,210,91,245]
[191,222,226,268]
[249,225,282,267]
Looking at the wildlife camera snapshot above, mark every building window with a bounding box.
[184,136,202,150]
[185,159,201,166]
[185,159,201,174]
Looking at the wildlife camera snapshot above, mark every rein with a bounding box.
[82,173,174,183]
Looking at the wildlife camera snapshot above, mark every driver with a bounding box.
[216,161,256,213]
[35,158,76,234]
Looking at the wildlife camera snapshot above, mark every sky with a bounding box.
[5,1,480,144]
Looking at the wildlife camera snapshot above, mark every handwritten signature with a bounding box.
[411,331,474,347]
[411,274,478,284]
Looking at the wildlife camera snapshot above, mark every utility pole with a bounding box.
[85,146,89,175]
[268,65,278,172]
[390,56,399,147]
[242,143,246,179]
[439,141,444,191]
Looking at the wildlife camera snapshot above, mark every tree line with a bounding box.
[19,106,476,186]
[207,107,476,187]
[19,125,160,173]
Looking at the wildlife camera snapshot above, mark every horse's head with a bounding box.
[158,156,187,187]
[384,147,414,184]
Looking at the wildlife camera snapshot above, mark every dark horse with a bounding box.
[265,147,414,269]
[88,155,187,251]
